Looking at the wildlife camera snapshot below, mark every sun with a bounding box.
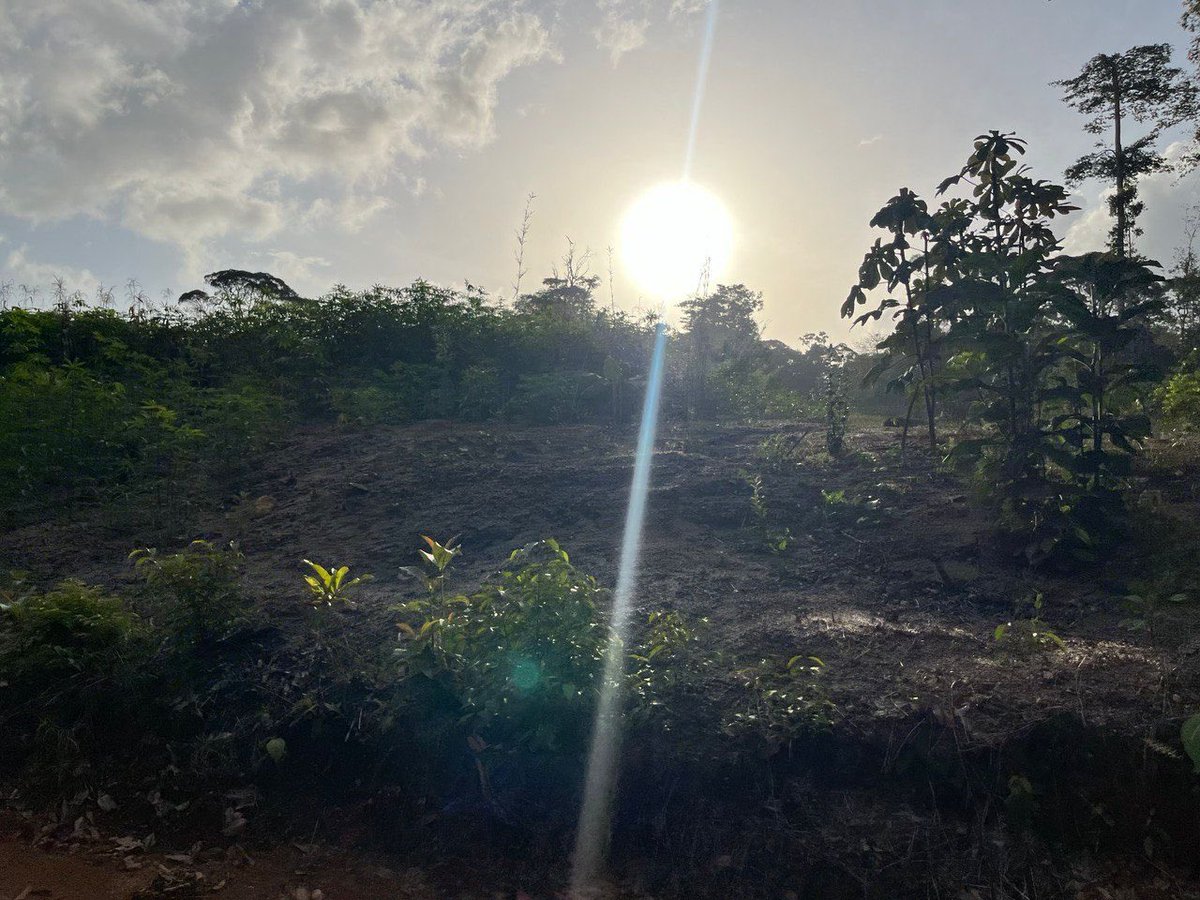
[619,181,733,302]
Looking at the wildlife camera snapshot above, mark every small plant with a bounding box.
[994,591,1066,653]
[627,610,714,716]
[755,433,808,472]
[743,472,792,553]
[1182,714,1200,773]
[821,488,846,507]
[725,654,830,754]
[823,345,851,456]
[303,560,373,607]
[1121,579,1189,645]
[399,535,461,599]
[814,487,890,529]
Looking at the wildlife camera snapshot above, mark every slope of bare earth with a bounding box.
[2,420,1199,897]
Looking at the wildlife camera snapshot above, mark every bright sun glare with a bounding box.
[620,181,733,302]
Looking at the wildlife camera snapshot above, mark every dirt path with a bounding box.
[0,824,440,900]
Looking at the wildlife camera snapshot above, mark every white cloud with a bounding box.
[1,241,101,300]
[859,134,883,148]
[261,249,332,293]
[1061,141,1200,267]
[0,0,555,254]
[595,10,651,65]
[594,0,710,65]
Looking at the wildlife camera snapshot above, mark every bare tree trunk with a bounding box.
[1111,57,1127,261]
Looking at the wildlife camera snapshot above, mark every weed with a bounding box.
[814,486,891,529]
[1121,580,1189,645]
[994,591,1066,654]
[725,654,830,755]
[755,433,809,472]
[303,560,373,607]
[399,534,461,600]
[742,472,792,553]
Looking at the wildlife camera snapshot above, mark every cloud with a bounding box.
[594,0,710,65]
[858,134,883,148]
[260,249,332,294]
[1061,141,1200,267]
[0,0,554,254]
[594,8,651,64]
[1,240,101,300]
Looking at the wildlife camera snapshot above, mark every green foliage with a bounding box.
[755,433,807,471]
[302,560,373,607]
[724,654,830,754]
[1156,365,1200,430]
[457,364,503,420]
[0,581,153,764]
[0,581,146,684]
[131,540,247,643]
[742,472,792,552]
[396,539,606,753]
[1121,579,1189,644]
[1182,714,1200,774]
[505,371,608,424]
[994,592,1067,653]
[814,486,891,529]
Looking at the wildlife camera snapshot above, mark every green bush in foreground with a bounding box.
[0,538,830,808]
[0,580,154,778]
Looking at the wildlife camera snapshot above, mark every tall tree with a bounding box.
[680,283,763,417]
[1053,45,1196,258]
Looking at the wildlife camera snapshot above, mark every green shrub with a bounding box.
[1157,368,1200,431]
[396,539,606,754]
[724,655,830,756]
[505,372,607,424]
[0,580,153,759]
[457,364,502,420]
[192,380,283,466]
[0,362,136,501]
[0,360,206,509]
[130,540,248,644]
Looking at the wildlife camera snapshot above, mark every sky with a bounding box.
[1,0,1198,343]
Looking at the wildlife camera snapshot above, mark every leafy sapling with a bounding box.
[1121,580,1189,646]
[302,560,373,607]
[400,535,461,600]
[994,591,1066,653]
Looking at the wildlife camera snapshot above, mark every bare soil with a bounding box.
[3,420,1199,898]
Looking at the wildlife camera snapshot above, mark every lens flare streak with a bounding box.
[570,323,668,891]
[683,0,720,182]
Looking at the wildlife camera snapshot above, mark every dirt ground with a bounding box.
[0,810,440,900]
[2,420,1199,897]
